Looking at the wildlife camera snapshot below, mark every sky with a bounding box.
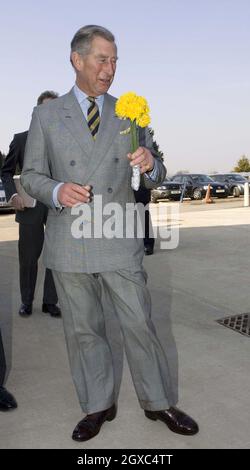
[0,0,249,174]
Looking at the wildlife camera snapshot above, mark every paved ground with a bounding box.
[0,198,250,449]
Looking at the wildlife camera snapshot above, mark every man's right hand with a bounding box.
[11,194,25,211]
[58,183,91,208]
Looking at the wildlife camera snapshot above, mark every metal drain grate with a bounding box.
[216,313,250,337]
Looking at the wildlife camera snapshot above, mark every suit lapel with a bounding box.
[58,90,122,181]
[58,88,94,160]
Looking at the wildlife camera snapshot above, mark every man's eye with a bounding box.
[97,58,117,65]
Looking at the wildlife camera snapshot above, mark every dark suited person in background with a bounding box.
[134,129,165,256]
[0,329,17,411]
[1,91,61,318]
[134,186,154,255]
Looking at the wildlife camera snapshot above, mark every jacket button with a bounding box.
[107,187,113,193]
[70,160,76,166]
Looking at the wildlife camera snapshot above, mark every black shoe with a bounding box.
[19,303,32,317]
[144,406,199,435]
[0,386,18,411]
[42,303,61,317]
[144,246,154,256]
[72,404,117,442]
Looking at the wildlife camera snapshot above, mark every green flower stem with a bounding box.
[130,120,139,153]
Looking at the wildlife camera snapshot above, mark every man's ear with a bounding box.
[71,52,83,71]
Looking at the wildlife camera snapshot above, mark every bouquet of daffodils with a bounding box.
[115,92,150,190]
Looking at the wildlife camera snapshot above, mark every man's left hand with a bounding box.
[128,147,154,174]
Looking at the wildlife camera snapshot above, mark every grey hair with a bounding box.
[70,25,116,64]
[37,90,59,105]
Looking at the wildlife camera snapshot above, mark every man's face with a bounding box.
[72,36,117,97]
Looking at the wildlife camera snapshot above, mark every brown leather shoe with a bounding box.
[72,404,117,442]
[144,406,199,435]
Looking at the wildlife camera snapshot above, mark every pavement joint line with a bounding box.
[160,284,238,317]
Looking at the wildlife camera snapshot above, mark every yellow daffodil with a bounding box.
[115,91,151,191]
[115,91,151,152]
[136,113,151,128]
[115,92,150,127]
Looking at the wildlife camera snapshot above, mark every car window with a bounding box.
[192,175,213,183]
[227,174,246,182]
[172,176,182,182]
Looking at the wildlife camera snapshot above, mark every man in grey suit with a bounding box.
[21,25,198,441]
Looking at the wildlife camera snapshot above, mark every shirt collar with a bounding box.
[73,83,104,107]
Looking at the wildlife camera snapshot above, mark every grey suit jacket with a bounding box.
[21,88,166,273]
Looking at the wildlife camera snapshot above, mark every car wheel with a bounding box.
[193,188,202,200]
[151,195,158,203]
[232,186,240,197]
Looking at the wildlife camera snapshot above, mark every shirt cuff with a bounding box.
[144,162,158,182]
[9,193,18,202]
[53,183,64,208]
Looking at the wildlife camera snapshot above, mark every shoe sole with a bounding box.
[0,405,18,411]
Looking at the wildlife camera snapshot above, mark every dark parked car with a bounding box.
[171,174,229,200]
[151,177,183,203]
[0,178,14,211]
[209,173,249,197]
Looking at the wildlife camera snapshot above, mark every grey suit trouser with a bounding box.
[53,268,174,414]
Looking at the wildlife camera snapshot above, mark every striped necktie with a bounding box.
[87,96,100,139]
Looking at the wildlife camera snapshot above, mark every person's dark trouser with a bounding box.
[144,208,155,249]
[18,222,58,305]
[134,189,155,250]
[0,330,6,387]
